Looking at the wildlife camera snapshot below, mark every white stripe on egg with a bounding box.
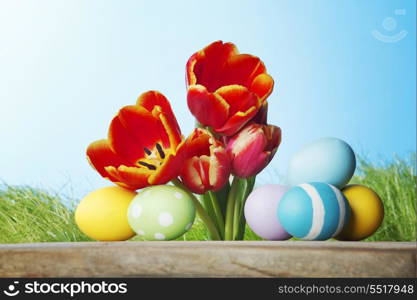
[300,184,325,240]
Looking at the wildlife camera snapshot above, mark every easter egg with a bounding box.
[288,137,356,188]
[244,184,291,240]
[336,184,384,241]
[127,185,196,240]
[277,182,350,240]
[75,186,136,241]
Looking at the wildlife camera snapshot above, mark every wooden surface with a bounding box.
[0,241,415,278]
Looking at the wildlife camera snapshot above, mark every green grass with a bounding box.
[350,155,416,241]
[0,185,91,243]
[0,155,415,243]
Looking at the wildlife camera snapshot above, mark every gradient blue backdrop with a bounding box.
[0,0,415,197]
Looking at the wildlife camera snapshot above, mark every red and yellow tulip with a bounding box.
[86,91,187,190]
[186,41,274,136]
[227,122,282,178]
[180,128,231,194]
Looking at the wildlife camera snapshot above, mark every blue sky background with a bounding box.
[0,0,415,197]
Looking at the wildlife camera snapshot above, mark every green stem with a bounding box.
[224,177,241,240]
[224,176,257,240]
[214,181,230,217]
[232,177,249,240]
[200,193,218,240]
[232,192,242,240]
[171,178,221,240]
[234,176,256,240]
[207,191,225,238]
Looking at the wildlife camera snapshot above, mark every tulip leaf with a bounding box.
[201,192,225,239]
[232,176,256,240]
[214,182,230,218]
[224,176,256,240]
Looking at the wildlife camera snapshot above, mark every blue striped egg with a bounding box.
[277,182,350,240]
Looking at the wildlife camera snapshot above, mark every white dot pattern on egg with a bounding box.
[154,233,165,240]
[158,212,174,227]
[131,203,142,218]
[127,185,196,241]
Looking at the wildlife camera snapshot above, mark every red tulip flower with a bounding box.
[227,123,282,178]
[186,41,274,136]
[86,91,187,190]
[180,128,231,194]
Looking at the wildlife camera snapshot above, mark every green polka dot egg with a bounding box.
[127,185,196,240]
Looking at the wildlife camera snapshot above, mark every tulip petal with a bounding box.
[186,52,199,86]
[232,151,269,178]
[136,91,178,126]
[108,114,149,164]
[136,91,170,114]
[251,73,274,101]
[118,105,166,149]
[158,108,183,150]
[148,141,187,185]
[214,106,259,136]
[185,128,211,158]
[105,165,151,190]
[187,41,238,91]
[180,156,212,194]
[86,139,127,181]
[223,54,266,89]
[212,85,261,136]
[228,124,266,157]
[252,102,268,124]
[197,156,211,188]
[215,85,259,116]
[180,157,206,194]
[135,91,182,148]
[181,150,230,194]
[228,124,269,178]
[265,125,282,151]
[181,128,230,194]
[209,149,231,191]
[187,85,229,128]
[227,123,281,178]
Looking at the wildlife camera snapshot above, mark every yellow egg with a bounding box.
[75,186,136,241]
[336,184,384,241]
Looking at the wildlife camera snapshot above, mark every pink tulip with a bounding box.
[227,123,281,178]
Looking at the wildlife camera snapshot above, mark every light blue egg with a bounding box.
[287,137,356,188]
[277,182,350,240]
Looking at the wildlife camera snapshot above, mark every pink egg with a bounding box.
[244,184,291,240]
